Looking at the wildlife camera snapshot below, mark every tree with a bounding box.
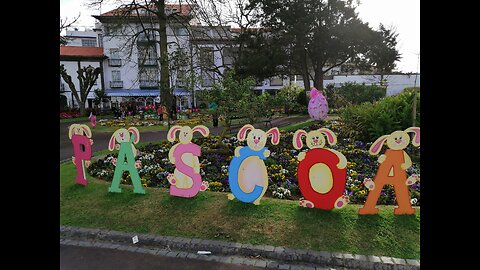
[197,70,256,136]
[93,88,110,108]
[60,64,102,116]
[60,14,80,45]
[246,0,377,91]
[356,24,401,86]
[276,84,303,115]
[89,0,185,122]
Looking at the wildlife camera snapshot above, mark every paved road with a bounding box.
[60,115,311,161]
[60,245,261,270]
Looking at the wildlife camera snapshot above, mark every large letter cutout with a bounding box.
[293,128,349,210]
[228,125,280,205]
[358,127,420,215]
[108,127,145,194]
[69,124,93,186]
[167,125,210,198]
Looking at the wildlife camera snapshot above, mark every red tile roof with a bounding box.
[60,46,104,58]
[98,4,191,18]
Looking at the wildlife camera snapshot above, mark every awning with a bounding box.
[105,88,192,97]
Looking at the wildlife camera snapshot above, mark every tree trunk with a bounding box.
[158,1,172,118]
[313,70,324,91]
[302,71,310,92]
[79,101,86,116]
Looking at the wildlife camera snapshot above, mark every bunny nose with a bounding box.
[119,133,124,138]
[313,139,318,143]
[395,139,402,144]
[254,139,260,144]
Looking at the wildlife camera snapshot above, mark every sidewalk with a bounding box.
[60,226,420,270]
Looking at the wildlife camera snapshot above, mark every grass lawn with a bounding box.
[60,162,420,259]
[280,119,317,132]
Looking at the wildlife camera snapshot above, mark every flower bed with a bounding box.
[60,111,81,119]
[96,112,211,127]
[87,121,420,206]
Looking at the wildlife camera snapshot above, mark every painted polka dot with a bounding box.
[337,201,343,207]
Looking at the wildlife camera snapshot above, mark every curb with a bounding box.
[60,226,420,270]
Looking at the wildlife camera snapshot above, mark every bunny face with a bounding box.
[369,127,420,155]
[246,129,268,151]
[237,124,280,150]
[68,124,92,139]
[114,128,131,143]
[178,126,194,144]
[293,128,337,150]
[168,125,210,144]
[386,131,410,150]
[305,130,326,149]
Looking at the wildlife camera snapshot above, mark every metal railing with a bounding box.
[108,59,122,66]
[110,81,123,88]
[138,58,157,66]
[139,80,158,88]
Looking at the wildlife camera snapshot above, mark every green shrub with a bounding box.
[277,84,304,114]
[199,103,207,109]
[339,88,420,142]
[333,82,386,106]
[324,83,352,109]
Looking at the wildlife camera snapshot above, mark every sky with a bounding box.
[60,0,420,73]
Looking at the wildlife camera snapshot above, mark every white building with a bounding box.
[60,3,419,110]
[60,44,105,110]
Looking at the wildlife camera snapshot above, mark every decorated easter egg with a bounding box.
[308,88,329,120]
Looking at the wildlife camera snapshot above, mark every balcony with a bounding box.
[110,81,123,88]
[139,80,158,89]
[108,59,122,66]
[138,58,157,66]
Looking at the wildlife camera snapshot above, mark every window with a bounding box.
[138,45,157,65]
[81,39,97,47]
[97,34,103,47]
[201,70,215,87]
[110,48,120,59]
[199,47,214,68]
[110,70,123,88]
[222,47,236,66]
[174,27,188,36]
[176,69,186,87]
[112,70,121,81]
[139,67,158,88]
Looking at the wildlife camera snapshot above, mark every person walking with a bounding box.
[89,109,97,128]
[157,104,165,122]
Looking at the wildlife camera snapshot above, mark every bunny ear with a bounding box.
[293,129,307,150]
[192,125,210,137]
[405,127,420,147]
[108,130,118,151]
[128,127,140,144]
[237,124,254,141]
[68,124,76,140]
[318,128,337,145]
[167,125,182,142]
[369,135,389,155]
[266,127,280,145]
[81,124,92,138]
